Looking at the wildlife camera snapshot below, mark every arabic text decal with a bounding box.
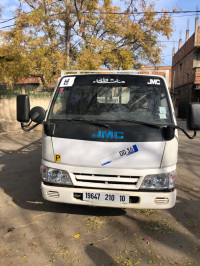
[93,78,125,84]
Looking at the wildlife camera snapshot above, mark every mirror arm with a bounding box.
[21,122,40,132]
[21,121,32,128]
[174,126,197,139]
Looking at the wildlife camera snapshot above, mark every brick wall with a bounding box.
[196,27,200,46]
[172,34,195,67]
[171,25,200,118]
[172,51,195,89]
[195,69,200,84]
[172,27,200,89]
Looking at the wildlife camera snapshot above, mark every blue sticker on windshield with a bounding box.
[101,145,138,166]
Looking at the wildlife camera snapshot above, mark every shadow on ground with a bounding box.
[0,137,125,217]
[0,131,199,265]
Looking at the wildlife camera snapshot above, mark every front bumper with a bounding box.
[41,182,177,209]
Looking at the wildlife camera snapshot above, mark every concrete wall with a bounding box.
[0,98,51,132]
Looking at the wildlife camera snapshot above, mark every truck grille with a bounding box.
[73,173,140,190]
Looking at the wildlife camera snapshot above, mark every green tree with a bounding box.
[0,0,174,87]
[73,0,173,69]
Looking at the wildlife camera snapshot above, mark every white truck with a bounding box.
[17,70,200,209]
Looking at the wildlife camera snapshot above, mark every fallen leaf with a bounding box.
[8,227,15,232]
[3,232,12,239]
[143,237,150,244]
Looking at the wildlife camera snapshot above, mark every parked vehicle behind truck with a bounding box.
[17,71,200,209]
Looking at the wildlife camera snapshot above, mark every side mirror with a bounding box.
[187,103,200,131]
[17,94,30,122]
[17,95,46,132]
[29,106,46,124]
[163,126,175,141]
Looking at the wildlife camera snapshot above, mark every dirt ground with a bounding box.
[0,123,199,266]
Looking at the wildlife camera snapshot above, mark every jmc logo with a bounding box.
[147,79,161,85]
[92,131,124,139]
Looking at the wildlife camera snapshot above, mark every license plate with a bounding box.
[83,192,129,204]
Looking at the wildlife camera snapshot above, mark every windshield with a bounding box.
[48,74,172,125]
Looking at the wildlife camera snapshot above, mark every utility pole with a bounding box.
[65,0,70,69]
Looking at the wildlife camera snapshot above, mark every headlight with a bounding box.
[140,170,177,190]
[40,165,73,185]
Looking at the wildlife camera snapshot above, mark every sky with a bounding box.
[153,0,200,65]
[0,0,200,66]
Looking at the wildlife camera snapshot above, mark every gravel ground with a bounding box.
[0,123,199,266]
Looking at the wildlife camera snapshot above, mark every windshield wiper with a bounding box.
[116,120,196,139]
[115,119,162,129]
[67,118,109,128]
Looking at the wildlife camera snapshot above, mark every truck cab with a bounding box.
[17,71,200,209]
